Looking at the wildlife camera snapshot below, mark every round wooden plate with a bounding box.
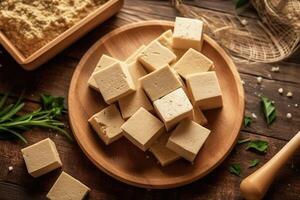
[68,20,245,189]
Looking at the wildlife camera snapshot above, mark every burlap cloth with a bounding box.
[174,0,300,63]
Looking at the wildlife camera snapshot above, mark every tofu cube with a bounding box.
[125,45,146,64]
[88,104,125,145]
[173,48,214,79]
[150,133,181,166]
[47,172,90,200]
[118,61,153,119]
[88,55,119,90]
[121,107,164,151]
[189,108,208,126]
[140,66,182,101]
[167,119,210,162]
[173,17,204,50]
[186,71,223,110]
[21,138,62,178]
[138,40,177,72]
[154,88,193,131]
[93,62,136,104]
[157,30,186,61]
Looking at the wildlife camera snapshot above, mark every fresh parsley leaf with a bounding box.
[244,116,253,127]
[237,138,251,144]
[40,94,67,117]
[249,159,260,168]
[235,0,250,8]
[261,96,276,125]
[246,140,269,153]
[229,164,242,176]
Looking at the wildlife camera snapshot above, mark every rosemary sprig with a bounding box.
[0,93,72,143]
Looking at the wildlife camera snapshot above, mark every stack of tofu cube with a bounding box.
[88,17,223,166]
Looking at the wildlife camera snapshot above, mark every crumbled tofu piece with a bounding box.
[88,55,119,90]
[88,104,125,145]
[252,113,257,119]
[257,76,262,84]
[150,133,181,166]
[271,66,280,72]
[286,113,292,119]
[241,19,248,26]
[125,45,146,64]
[138,40,177,72]
[93,62,136,104]
[154,88,193,131]
[286,91,293,98]
[156,30,186,61]
[166,119,210,162]
[186,72,223,110]
[173,48,214,79]
[278,88,283,94]
[121,108,164,151]
[8,166,13,172]
[173,17,204,50]
[140,66,182,101]
[241,80,245,85]
[47,172,90,200]
[295,104,298,108]
[21,138,62,177]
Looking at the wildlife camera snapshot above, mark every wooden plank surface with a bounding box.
[0,0,299,199]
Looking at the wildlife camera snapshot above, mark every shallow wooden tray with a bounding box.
[68,20,245,189]
[0,0,123,70]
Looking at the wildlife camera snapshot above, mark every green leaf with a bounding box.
[246,140,269,153]
[244,116,253,127]
[40,94,66,117]
[235,0,250,8]
[261,96,276,124]
[0,103,25,123]
[237,138,251,144]
[249,159,260,168]
[229,164,242,176]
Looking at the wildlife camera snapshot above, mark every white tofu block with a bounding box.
[186,71,223,110]
[189,108,208,126]
[21,138,62,178]
[149,133,181,166]
[140,66,182,101]
[47,172,90,200]
[138,40,177,72]
[93,62,136,104]
[125,45,146,64]
[167,119,210,162]
[173,48,214,79]
[88,55,119,90]
[156,30,186,61]
[121,107,165,151]
[173,17,204,50]
[118,61,153,119]
[88,104,125,145]
[154,88,193,131]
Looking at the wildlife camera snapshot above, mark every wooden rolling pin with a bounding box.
[240,131,300,200]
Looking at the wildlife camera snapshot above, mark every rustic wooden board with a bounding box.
[0,0,299,199]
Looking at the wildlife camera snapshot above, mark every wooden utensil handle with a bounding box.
[240,131,300,200]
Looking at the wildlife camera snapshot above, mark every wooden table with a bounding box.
[0,1,299,199]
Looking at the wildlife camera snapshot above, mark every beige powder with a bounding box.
[0,0,107,57]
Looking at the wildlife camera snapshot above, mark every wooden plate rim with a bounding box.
[68,20,245,189]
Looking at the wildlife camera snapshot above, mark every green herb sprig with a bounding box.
[246,140,269,153]
[249,159,260,168]
[229,164,242,176]
[244,116,253,127]
[0,93,72,143]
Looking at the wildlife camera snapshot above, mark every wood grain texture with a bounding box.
[0,0,299,199]
[68,20,244,188]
